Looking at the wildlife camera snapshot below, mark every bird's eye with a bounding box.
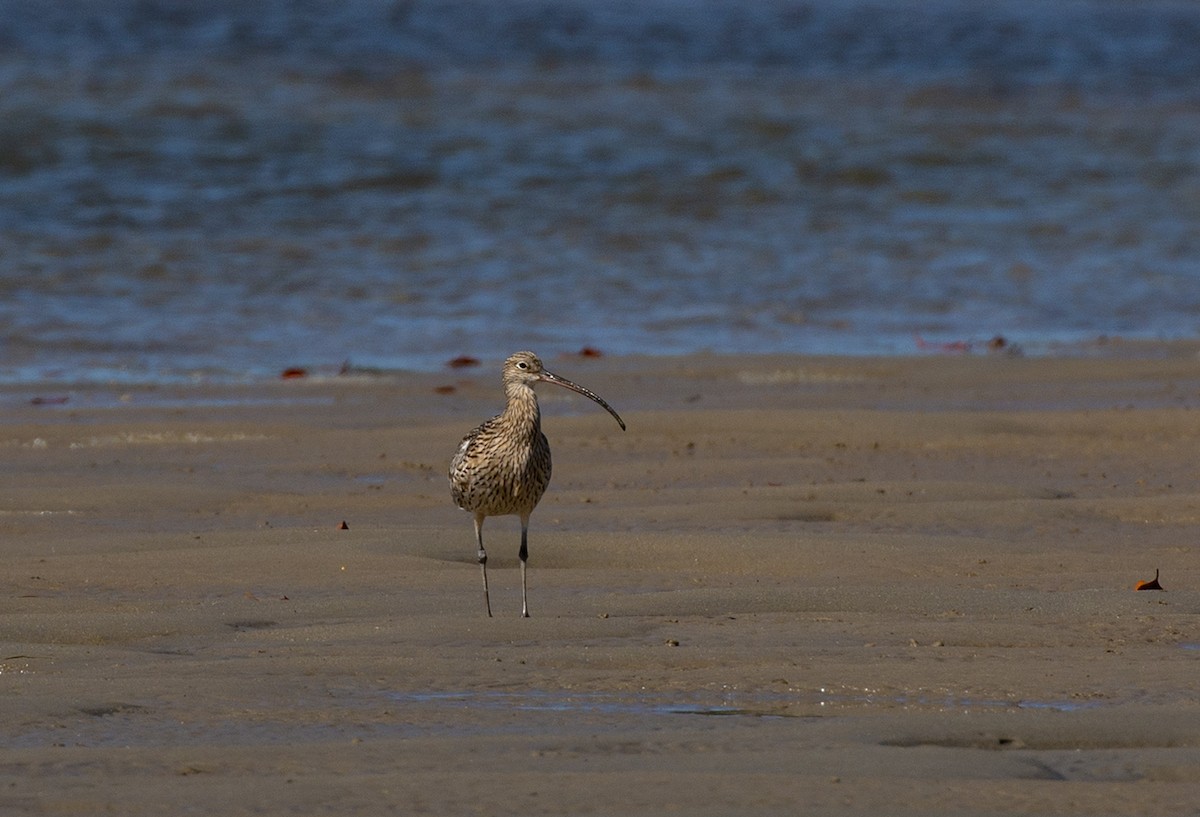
[517,361,528,369]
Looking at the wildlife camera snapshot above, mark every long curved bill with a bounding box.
[539,369,626,431]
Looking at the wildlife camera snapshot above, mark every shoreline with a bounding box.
[6,341,1200,417]
[3,334,1200,394]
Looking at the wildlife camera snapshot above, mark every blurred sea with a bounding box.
[2,0,1199,384]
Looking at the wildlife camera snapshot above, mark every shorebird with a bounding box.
[449,351,626,617]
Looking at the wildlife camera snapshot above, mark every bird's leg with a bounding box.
[475,513,491,618]
[519,512,531,618]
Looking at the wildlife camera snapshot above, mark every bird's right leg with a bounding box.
[475,513,492,618]
[518,513,530,619]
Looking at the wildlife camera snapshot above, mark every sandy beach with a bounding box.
[2,348,1200,816]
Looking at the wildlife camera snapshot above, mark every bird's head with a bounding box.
[501,350,625,431]
[502,351,545,386]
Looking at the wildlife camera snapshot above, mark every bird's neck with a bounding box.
[502,382,542,432]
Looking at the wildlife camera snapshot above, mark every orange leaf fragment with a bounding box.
[433,384,457,394]
[1134,569,1163,591]
[578,346,604,358]
[447,355,480,369]
[914,334,972,354]
[281,367,308,379]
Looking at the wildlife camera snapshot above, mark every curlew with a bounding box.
[449,351,626,617]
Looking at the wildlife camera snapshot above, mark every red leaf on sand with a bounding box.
[281,367,308,379]
[433,385,457,394]
[1134,569,1163,591]
[578,346,604,358]
[447,356,480,368]
[915,335,972,354]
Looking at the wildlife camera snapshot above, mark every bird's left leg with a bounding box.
[475,512,492,618]
[519,512,531,618]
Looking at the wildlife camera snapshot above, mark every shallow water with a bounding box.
[2,0,1199,383]
[5,685,1104,750]
[389,687,1102,717]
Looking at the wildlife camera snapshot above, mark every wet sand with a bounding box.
[3,348,1200,815]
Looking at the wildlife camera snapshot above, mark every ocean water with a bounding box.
[1,0,1198,383]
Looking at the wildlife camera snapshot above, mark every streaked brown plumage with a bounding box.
[449,351,625,617]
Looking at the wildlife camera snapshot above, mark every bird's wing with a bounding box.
[448,417,498,507]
